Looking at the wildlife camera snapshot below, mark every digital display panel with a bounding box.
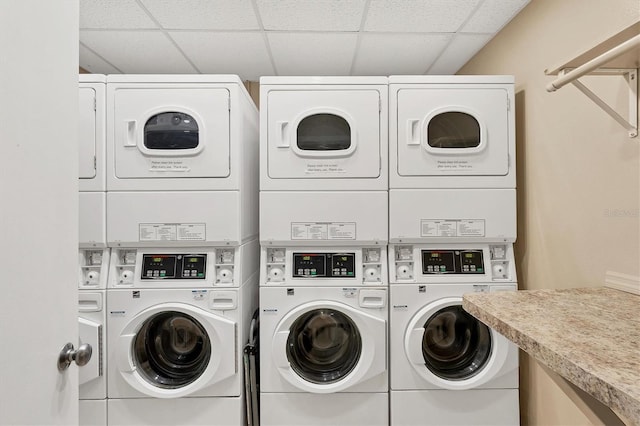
[293,253,355,278]
[421,250,484,274]
[141,254,206,279]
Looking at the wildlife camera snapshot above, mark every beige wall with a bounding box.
[460,0,640,424]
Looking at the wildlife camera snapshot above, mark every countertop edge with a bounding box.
[462,293,639,425]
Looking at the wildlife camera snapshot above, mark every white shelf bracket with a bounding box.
[561,68,638,138]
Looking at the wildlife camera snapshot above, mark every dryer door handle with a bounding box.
[406,119,421,146]
[124,120,137,147]
[117,334,136,372]
[406,327,426,365]
[276,121,290,148]
[272,330,290,368]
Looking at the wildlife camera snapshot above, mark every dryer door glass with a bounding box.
[133,311,211,389]
[144,112,199,150]
[427,112,480,149]
[421,305,491,380]
[287,309,361,384]
[297,114,351,151]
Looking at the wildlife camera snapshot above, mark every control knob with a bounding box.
[217,268,233,283]
[396,264,412,279]
[86,270,100,284]
[268,267,284,281]
[364,267,380,281]
[120,270,134,283]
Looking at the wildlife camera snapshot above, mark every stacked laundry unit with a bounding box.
[104,75,259,425]
[387,76,520,425]
[259,77,390,426]
[78,74,109,426]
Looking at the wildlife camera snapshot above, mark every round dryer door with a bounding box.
[405,297,510,390]
[272,301,386,393]
[117,303,236,398]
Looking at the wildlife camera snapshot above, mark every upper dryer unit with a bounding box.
[389,75,516,190]
[260,76,388,192]
[106,75,259,247]
[79,74,107,249]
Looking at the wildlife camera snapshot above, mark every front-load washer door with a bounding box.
[267,90,381,179]
[113,88,230,179]
[117,303,236,398]
[79,86,97,180]
[405,297,510,390]
[272,301,386,393]
[397,88,509,176]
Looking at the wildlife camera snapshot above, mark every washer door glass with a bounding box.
[422,305,491,380]
[144,112,199,150]
[133,311,211,389]
[427,112,480,148]
[297,114,351,151]
[287,309,361,384]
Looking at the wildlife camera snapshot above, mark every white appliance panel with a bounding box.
[260,191,388,245]
[107,397,243,426]
[267,90,380,179]
[79,87,97,180]
[260,392,389,426]
[113,87,230,180]
[79,399,107,426]
[390,389,519,425]
[389,189,516,243]
[79,291,106,401]
[107,191,242,247]
[397,88,509,177]
[79,192,107,248]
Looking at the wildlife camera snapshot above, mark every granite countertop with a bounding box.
[462,287,640,425]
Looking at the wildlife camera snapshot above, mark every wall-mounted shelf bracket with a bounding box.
[559,68,637,138]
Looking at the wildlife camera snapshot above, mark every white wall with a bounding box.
[460,0,639,424]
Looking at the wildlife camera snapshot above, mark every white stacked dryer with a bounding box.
[105,75,259,425]
[78,74,109,426]
[259,77,390,426]
[388,76,519,425]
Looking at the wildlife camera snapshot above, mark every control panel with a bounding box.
[293,253,356,278]
[141,254,206,280]
[79,249,110,289]
[392,244,514,282]
[263,247,386,285]
[421,250,484,274]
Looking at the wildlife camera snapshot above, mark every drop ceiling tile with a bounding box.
[139,0,259,30]
[462,0,530,33]
[79,43,121,74]
[428,33,493,74]
[364,0,481,33]
[256,0,367,31]
[268,33,358,75]
[80,0,157,29]
[170,32,273,80]
[80,30,197,73]
[353,33,452,75]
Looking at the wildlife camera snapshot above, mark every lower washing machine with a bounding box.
[389,244,519,426]
[260,284,388,426]
[106,282,257,425]
[79,290,107,426]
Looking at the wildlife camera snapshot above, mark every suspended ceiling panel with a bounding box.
[79,0,530,79]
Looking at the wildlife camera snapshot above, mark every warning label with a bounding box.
[291,222,356,240]
[139,223,206,242]
[420,219,485,238]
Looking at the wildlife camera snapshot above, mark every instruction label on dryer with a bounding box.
[305,163,346,174]
[291,222,356,240]
[139,223,206,242]
[420,220,485,237]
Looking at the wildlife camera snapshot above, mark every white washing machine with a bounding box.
[388,76,516,244]
[389,243,519,425]
[259,77,388,247]
[79,74,109,426]
[106,75,258,248]
[260,247,388,426]
[106,282,257,425]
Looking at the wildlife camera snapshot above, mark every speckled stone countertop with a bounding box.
[462,287,640,425]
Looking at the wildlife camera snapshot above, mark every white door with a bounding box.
[0,1,79,424]
[267,90,381,179]
[113,87,230,179]
[397,88,510,176]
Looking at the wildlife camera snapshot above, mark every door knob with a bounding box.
[57,342,92,371]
